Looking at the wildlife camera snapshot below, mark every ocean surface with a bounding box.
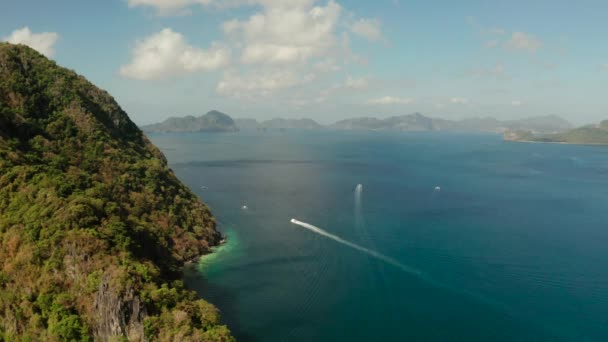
[149,131,608,341]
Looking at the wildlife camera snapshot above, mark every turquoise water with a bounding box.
[151,131,608,341]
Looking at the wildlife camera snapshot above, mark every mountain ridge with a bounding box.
[141,110,238,133]
[330,113,573,133]
[150,112,573,134]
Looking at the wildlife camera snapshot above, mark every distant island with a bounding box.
[147,112,573,134]
[141,110,238,133]
[235,117,323,130]
[0,43,233,340]
[505,120,608,145]
[330,113,572,133]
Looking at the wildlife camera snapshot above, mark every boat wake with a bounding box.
[290,218,422,277]
[290,218,513,317]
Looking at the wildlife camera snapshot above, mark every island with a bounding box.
[505,120,608,145]
[0,43,234,340]
[331,113,434,131]
[330,113,573,133]
[234,117,323,130]
[141,110,239,133]
[151,112,572,135]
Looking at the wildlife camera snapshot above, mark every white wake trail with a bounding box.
[290,219,422,276]
[290,219,518,316]
[354,184,363,229]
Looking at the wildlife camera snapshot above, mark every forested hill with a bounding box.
[141,111,239,133]
[505,120,608,145]
[0,43,233,341]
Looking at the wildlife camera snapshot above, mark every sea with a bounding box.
[148,130,608,341]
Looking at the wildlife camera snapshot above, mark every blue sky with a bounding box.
[2,0,607,125]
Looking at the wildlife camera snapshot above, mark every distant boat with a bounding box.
[241,205,248,210]
[434,186,441,191]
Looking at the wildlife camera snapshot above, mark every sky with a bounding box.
[1,0,607,125]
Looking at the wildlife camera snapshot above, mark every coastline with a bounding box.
[184,232,229,265]
[504,139,608,146]
[186,229,238,274]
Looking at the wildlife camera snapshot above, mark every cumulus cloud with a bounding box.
[506,32,541,52]
[473,22,543,55]
[344,76,368,89]
[211,1,364,99]
[349,18,383,42]
[125,0,370,102]
[128,0,318,15]
[224,0,343,65]
[120,28,230,80]
[127,0,212,15]
[450,97,469,104]
[313,58,341,72]
[367,96,413,105]
[3,27,59,57]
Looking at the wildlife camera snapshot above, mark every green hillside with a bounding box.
[505,120,608,145]
[0,43,233,341]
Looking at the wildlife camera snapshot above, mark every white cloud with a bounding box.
[367,96,413,105]
[127,0,212,15]
[4,27,59,57]
[212,1,362,100]
[344,76,368,89]
[313,58,341,72]
[506,32,541,52]
[128,0,319,15]
[349,18,383,42]
[450,97,469,104]
[125,1,369,102]
[511,100,522,106]
[120,28,230,80]
[224,0,343,65]
[473,23,543,55]
[216,68,315,98]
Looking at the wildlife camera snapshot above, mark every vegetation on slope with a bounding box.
[141,111,238,133]
[0,43,233,341]
[505,120,608,145]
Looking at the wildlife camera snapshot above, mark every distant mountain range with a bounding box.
[505,120,608,145]
[141,110,238,133]
[142,112,574,135]
[330,113,573,133]
[234,118,323,130]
